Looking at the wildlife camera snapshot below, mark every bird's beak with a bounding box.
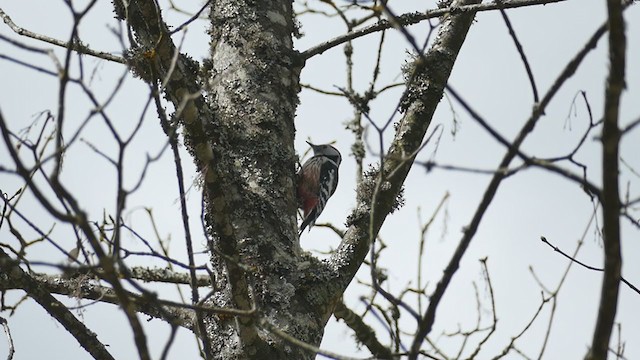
[306,141,319,152]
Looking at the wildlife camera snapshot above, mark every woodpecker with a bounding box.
[297,141,342,234]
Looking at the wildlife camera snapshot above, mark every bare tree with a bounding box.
[0,0,638,359]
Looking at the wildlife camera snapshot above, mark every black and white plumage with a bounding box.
[296,141,342,235]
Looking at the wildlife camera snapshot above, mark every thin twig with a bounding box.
[497,2,539,102]
[0,7,125,64]
[169,0,211,34]
[0,316,15,360]
[301,0,567,60]
[333,300,393,359]
[261,319,373,360]
[0,248,116,360]
[540,237,639,295]
[152,83,212,358]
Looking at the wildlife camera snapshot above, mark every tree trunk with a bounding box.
[202,1,320,358]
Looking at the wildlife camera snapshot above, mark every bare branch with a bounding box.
[0,270,260,329]
[330,0,481,307]
[260,319,372,360]
[0,316,15,360]
[169,0,211,35]
[0,248,115,360]
[0,7,125,64]
[333,300,393,359]
[496,1,539,102]
[129,266,211,286]
[586,0,626,357]
[151,82,212,358]
[301,0,568,60]
[540,237,639,295]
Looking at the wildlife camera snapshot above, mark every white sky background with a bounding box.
[0,0,639,359]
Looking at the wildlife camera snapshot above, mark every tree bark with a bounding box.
[202,1,315,358]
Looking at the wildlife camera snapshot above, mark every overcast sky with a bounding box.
[1,0,639,359]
